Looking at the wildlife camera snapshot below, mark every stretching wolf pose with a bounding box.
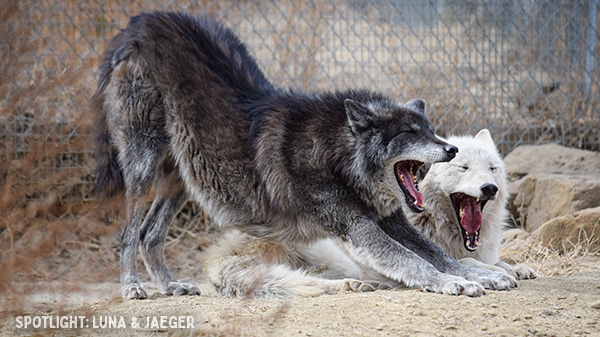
[92,11,516,299]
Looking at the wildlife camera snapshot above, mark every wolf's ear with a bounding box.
[345,99,375,133]
[406,98,426,115]
[474,129,494,144]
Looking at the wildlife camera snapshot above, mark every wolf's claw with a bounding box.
[339,279,388,293]
[442,280,486,297]
[457,264,517,292]
[425,274,487,297]
[165,281,201,296]
[123,283,148,299]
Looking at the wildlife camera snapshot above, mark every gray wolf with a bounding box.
[92,11,516,299]
[408,129,537,279]
[204,130,533,298]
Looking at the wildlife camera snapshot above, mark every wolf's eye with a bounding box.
[459,166,468,172]
[490,167,497,173]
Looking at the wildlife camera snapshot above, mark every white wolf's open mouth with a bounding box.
[394,161,424,213]
[450,193,488,251]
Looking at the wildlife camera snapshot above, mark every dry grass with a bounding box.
[501,228,600,277]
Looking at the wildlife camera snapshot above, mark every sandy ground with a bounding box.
[2,263,600,337]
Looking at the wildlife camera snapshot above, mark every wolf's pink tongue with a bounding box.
[461,198,482,233]
[400,168,423,206]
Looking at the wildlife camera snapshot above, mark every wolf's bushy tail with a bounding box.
[90,42,125,199]
[92,94,125,198]
[92,109,124,199]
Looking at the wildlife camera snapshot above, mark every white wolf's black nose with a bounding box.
[444,144,458,159]
[480,183,498,199]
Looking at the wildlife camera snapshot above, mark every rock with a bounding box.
[509,174,600,231]
[505,144,600,232]
[532,207,600,253]
[505,143,600,181]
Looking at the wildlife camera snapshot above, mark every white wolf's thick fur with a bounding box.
[204,231,388,298]
[409,129,537,280]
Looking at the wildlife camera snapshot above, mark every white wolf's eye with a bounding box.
[459,166,468,172]
[490,167,497,173]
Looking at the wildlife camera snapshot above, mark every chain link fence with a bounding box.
[2,0,599,191]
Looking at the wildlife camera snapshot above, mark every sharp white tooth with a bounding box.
[475,240,481,247]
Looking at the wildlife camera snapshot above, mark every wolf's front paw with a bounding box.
[424,276,486,297]
[444,280,486,297]
[122,283,148,299]
[338,279,388,293]
[472,270,517,291]
[513,264,538,280]
[165,281,201,296]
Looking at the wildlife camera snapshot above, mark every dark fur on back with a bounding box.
[92,11,517,299]
[92,12,274,199]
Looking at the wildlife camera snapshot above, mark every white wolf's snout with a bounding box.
[479,183,498,201]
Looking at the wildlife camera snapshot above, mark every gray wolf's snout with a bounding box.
[444,144,458,160]
[480,183,498,200]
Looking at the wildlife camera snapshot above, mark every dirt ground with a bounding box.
[2,256,600,337]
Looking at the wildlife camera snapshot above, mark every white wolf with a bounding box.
[409,129,537,280]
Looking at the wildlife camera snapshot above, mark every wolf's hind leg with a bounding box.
[121,194,149,299]
[120,156,156,299]
[139,157,200,296]
[106,58,171,299]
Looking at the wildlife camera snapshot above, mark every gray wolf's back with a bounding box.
[93,11,274,199]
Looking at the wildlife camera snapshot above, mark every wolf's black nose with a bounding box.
[444,144,458,159]
[480,183,498,199]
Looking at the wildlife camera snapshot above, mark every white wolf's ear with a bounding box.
[474,129,495,145]
[345,99,375,133]
[474,129,497,149]
[406,98,426,115]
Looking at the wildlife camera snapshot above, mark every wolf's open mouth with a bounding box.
[450,193,488,251]
[394,161,424,213]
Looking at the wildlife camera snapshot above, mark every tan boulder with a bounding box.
[509,174,600,232]
[505,143,600,180]
[532,207,600,253]
[505,144,600,232]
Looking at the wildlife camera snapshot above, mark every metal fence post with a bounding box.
[584,0,598,99]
